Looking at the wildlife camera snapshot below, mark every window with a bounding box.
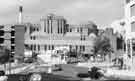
[0,38,4,44]
[11,31,15,36]
[58,20,59,33]
[81,36,85,40]
[33,36,36,40]
[52,45,54,50]
[34,45,36,50]
[37,28,39,31]
[69,45,72,51]
[44,45,47,51]
[131,4,135,17]
[76,46,78,51]
[126,0,130,4]
[47,20,50,33]
[38,45,40,51]
[11,38,15,44]
[83,46,85,51]
[80,46,84,51]
[48,45,50,50]
[11,26,15,29]
[80,28,82,33]
[0,26,4,29]
[70,29,72,32]
[77,28,79,32]
[11,46,15,52]
[0,30,4,36]
[131,22,135,32]
[31,45,33,50]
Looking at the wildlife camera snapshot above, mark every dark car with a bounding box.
[7,72,81,81]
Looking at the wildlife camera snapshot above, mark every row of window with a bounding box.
[30,36,86,41]
[44,20,65,34]
[30,44,85,52]
[30,36,36,40]
[69,45,85,52]
[30,45,54,51]
[0,38,15,44]
[0,30,15,36]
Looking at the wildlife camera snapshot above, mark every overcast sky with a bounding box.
[0,0,124,27]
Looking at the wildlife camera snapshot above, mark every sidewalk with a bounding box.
[105,68,135,80]
[77,62,113,68]
[5,63,34,74]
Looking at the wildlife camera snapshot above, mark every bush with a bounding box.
[77,73,89,78]
[88,67,104,79]
[0,70,5,76]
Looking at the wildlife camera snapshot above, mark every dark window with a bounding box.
[83,46,85,51]
[58,20,59,33]
[44,45,47,50]
[0,26,4,29]
[70,29,72,32]
[33,36,36,40]
[126,0,130,3]
[0,30,4,36]
[80,28,82,33]
[25,27,26,32]
[11,26,15,29]
[37,28,39,31]
[11,46,15,52]
[44,21,46,32]
[11,31,15,36]
[31,45,33,50]
[0,38,4,44]
[11,38,15,44]
[38,45,40,51]
[52,45,54,50]
[10,53,14,58]
[51,21,52,33]
[48,45,50,50]
[131,4,135,17]
[80,46,84,51]
[76,46,78,51]
[117,38,123,50]
[69,45,72,51]
[77,28,79,32]
[81,36,85,40]
[34,45,36,50]
[47,20,49,33]
[30,36,32,40]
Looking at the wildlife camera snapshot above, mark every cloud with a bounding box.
[0,0,124,27]
[56,0,124,26]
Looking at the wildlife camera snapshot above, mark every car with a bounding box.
[7,72,81,81]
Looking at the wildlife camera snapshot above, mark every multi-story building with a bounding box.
[0,24,25,62]
[0,24,15,61]
[125,0,135,58]
[25,14,98,55]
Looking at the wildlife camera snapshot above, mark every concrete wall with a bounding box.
[15,25,25,58]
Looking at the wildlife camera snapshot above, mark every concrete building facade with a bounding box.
[25,14,98,55]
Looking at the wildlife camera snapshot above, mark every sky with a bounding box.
[0,0,124,27]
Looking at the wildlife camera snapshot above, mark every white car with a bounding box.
[0,76,8,81]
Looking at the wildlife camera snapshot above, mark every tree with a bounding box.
[94,36,113,61]
[0,46,10,72]
[0,46,10,64]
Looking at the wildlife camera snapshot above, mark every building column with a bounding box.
[130,39,133,67]
[61,20,64,34]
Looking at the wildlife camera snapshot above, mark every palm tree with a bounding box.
[94,36,113,61]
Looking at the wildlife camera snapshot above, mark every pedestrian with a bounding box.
[119,58,123,69]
